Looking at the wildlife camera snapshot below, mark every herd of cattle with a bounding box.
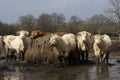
[0,30,112,65]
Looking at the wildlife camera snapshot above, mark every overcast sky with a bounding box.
[0,0,111,24]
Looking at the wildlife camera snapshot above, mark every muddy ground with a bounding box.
[0,40,120,80]
[0,59,120,80]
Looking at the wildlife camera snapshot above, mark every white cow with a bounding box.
[3,30,29,61]
[76,31,93,61]
[48,33,77,64]
[93,34,112,64]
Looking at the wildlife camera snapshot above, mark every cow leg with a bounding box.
[97,57,100,65]
[12,52,17,60]
[81,52,85,61]
[58,56,64,64]
[19,52,22,61]
[21,51,25,61]
[15,51,20,61]
[86,50,89,61]
[106,51,109,65]
[15,53,19,61]
[102,53,107,64]
[21,53,24,61]
[107,53,109,65]
[76,51,81,63]
[30,38,33,48]
[5,49,9,62]
[67,52,74,65]
[65,55,69,65]
[19,51,25,61]
[18,53,21,61]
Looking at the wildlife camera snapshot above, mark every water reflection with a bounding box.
[95,64,109,80]
[58,67,77,80]
[0,66,24,80]
[0,59,119,80]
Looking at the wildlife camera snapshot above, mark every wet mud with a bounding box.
[0,59,120,80]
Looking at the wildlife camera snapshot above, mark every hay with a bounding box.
[25,35,59,64]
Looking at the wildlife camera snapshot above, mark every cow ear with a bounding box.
[56,37,60,41]
[27,32,29,36]
[25,33,27,36]
[16,31,20,35]
[87,32,91,37]
[77,33,81,36]
[25,31,29,36]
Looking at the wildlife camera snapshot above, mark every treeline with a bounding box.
[0,13,120,37]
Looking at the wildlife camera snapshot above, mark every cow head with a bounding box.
[31,30,43,39]
[77,31,93,51]
[48,34,60,47]
[17,30,29,37]
[94,35,104,45]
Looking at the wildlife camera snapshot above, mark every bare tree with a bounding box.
[87,14,113,34]
[0,21,17,35]
[18,15,36,31]
[37,13,66,32]
[67,15,82,33]
[51,13,65,26]
[51,13,66,31]
[107,0,120,23]
[37,13,54,31]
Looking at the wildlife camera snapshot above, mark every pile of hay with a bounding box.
[25,35,59,64]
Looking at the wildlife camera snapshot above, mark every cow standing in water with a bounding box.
[93,34,112,65]
[76,31,93,61]
[2,30,29,61]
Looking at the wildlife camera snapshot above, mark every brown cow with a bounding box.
[31,30,67,39]
[54,32,67,36]
[30,30,50,47]
[31,30,51,39]
[30,30,67,47]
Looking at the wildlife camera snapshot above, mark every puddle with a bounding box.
[0,59,120,80]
